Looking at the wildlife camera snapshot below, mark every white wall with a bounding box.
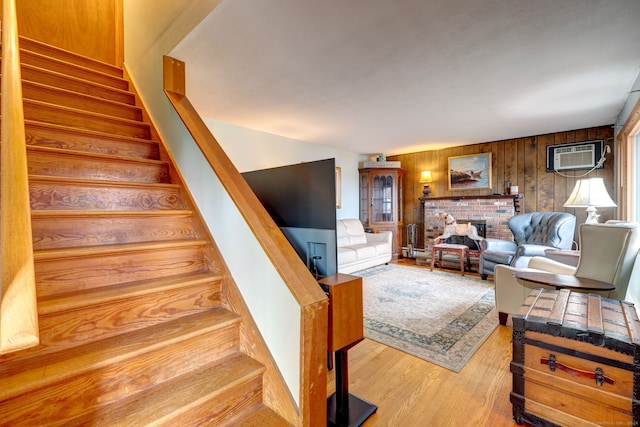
[204,119,363,220]
[122,0,304,406]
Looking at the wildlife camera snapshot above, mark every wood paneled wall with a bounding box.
[2,0,123,66]
[389,125,615,248]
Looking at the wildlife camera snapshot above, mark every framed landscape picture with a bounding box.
[448,153,492,190]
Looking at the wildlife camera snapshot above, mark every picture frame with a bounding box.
[448,153,492,190]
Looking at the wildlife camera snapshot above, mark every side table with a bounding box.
[431,243,470,275]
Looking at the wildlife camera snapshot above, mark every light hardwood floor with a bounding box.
[327,260,520,426]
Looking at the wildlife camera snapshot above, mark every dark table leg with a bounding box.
[327,348,377,426]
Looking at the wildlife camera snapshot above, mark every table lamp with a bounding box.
[563,177,616,224]
[420,170,432,196]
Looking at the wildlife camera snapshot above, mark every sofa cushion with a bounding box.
[369,241,391,256]
[337,247,357,264]
[336,218,367,246]
[349,244,376,259]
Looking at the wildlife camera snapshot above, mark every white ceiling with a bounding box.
[170,0,640,156]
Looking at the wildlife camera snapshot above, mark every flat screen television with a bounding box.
[242,158,337,279]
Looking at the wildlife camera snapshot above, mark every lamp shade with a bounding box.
[563,178,616,208]
[419,170,433,183]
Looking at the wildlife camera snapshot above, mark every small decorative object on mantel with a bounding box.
[420,170,432,196]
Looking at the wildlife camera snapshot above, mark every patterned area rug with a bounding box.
[353,264,498,372]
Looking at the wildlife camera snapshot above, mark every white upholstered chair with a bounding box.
[494,222,640,325]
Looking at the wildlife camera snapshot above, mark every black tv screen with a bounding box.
[242,158,337,278]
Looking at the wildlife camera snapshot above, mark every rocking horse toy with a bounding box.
[433,212,484,244]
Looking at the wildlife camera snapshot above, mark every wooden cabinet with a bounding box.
[359,167,403,259]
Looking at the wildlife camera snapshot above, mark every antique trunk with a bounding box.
[511,288,640,426]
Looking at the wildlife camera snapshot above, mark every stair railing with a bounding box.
[162,56,328,427]
[0,0,40,354]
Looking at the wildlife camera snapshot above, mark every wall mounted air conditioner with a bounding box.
[546,140,604,172]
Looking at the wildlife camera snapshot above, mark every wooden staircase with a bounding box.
[0,37,291,426]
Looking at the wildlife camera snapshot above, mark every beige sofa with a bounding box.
[336,219,392,274]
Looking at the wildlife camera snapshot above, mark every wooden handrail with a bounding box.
[0,0,40,354]
[162,56,328,427]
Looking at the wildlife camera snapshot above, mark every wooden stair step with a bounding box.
[221,404,293,427]
[17,35,124,77]
[31,210,196,249]
[0,310,247,425]
[21,98,151,139]
[38,271,223,315]
[0,272,224,364]
[0,61,134,104]
[34,240,209,297]
[8,47,128,89]
[20,79,142,121]
[23,120,160,160]
[33,272,224,359]
[64,353,265,426]
[15,62,136,104]
[26,145,170,184]
[28,175,183,211]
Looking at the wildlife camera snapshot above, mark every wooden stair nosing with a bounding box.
[33,239,208,261]
[21,98,151,139]
[12,48,128,89]
[30,209,194,219]
[21,119,161,160]
[16,35,124,77]
[0,309,243,402]
[28,174,180,190]
[20,79,143,121]
[61,353,264,427]
[37,271,223,315]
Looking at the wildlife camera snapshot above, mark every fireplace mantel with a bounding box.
[420,194,522,214]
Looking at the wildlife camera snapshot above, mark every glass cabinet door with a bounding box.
[360,175,369,224]
[372,175,393,223]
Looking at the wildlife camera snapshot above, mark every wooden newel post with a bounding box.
[0,0,40,354]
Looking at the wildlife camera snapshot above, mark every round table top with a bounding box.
[514,271,614,291]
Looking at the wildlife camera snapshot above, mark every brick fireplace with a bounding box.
[421,195,522,251]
